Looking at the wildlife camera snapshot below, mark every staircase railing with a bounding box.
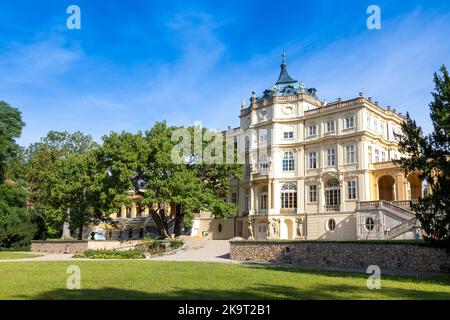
[384,218,419,240]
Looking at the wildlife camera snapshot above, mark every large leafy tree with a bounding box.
[0,101,24,183]
[25,131,98,239]
[96,122,241,238]
[0,101,36,249]
[395,65,450,246]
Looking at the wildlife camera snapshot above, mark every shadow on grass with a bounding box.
[241,264,450,286]
[13,283,450,300]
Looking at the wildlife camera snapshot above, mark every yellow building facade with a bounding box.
[194,56,422,241]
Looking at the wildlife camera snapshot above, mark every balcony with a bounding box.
[324,205,340,212]
[255,209,268,216]
[280,208,297,215]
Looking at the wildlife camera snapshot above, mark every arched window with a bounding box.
[281,183,297,210]
[325,179,341,211]
[282,151,295,171]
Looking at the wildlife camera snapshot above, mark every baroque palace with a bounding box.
[191,55,422,241]
[97,55,422,242]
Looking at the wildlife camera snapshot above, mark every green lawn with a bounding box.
[0,252,43,260]
[0,261,449,300]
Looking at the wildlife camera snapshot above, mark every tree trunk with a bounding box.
[173,204,183,237]
[150,206,170,238]
[78,224,84,240]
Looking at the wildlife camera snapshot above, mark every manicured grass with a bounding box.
[0,261,449,300]
[0,252,43,260]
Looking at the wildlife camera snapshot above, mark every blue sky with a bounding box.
[0,0,449,146]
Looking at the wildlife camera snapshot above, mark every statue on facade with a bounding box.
[247,218,254,240]
[268,219,276,239]
[273,218,280,238]
[296,218,304,239]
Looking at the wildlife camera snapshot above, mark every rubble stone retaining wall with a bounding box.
[230,241,450,273]
[31,241,88,254]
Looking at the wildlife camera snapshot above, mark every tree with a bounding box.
[24,131,98,239]
[0,101,24,183]
[96,122,241,238]
[0,101,36,249]
[395,65,450,246]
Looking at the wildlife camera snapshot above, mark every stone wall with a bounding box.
[31,240,144,253]
[31,241,88,254]
[230,241,450,273]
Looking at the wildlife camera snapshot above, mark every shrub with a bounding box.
[170,239,184,249]
[73,249,145,259]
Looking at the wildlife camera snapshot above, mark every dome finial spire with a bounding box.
[275,50,297,85]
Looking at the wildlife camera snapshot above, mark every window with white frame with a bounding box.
[282,151,295,171]
[373,118,378,131]
[259,194,267,210]
[325,179,341,207]
[308,151,317,169]
[283,131,294,140]
[327,147,336,166]
[308,185,317,202]
[368,146,373,164]
[259,131,267,144]
[345,145,356,164]
[281,183,297,209]
[380,122,385,136]
[325,120,335,133]
[381,150,386,162]
[245,136,250,150]
[347,180,357,200]
[345,116,355,129]
[374,149,380,163]
[307,125,317,137]
[367,115,371,129]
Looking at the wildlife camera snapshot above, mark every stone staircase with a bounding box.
[357,200,419,240]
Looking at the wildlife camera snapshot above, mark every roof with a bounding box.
[275,53,297,85]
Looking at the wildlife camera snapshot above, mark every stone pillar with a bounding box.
[340,179,345,212]
[131,202,137,218]
[318,180,324,214]
[144,207,150,217]
[250,184,255,215]
[121,205,126,218]
[268,180,272,210]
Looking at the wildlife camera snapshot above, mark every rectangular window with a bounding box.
[325,121,335,133]
[375,149,380,163]
[373,118,378,131]
[260,194,267,210]
[368,146,373,164]
[231,192,237,205]
[345,116,355,129]
[283,131,294,139]
[308,152,317,169]
[347,180,357,200]
[309,185,317,202]
[327,148,336,166]
[381,150,386,162]
[308,125,317,137]
[367,115,371,129]
[346,145,355,164]
[380,122,385,135]
[281,192,297,209]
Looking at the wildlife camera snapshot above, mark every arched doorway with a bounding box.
[285,219,294,240]
[378,175,395,201]
[407,173,422,200]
